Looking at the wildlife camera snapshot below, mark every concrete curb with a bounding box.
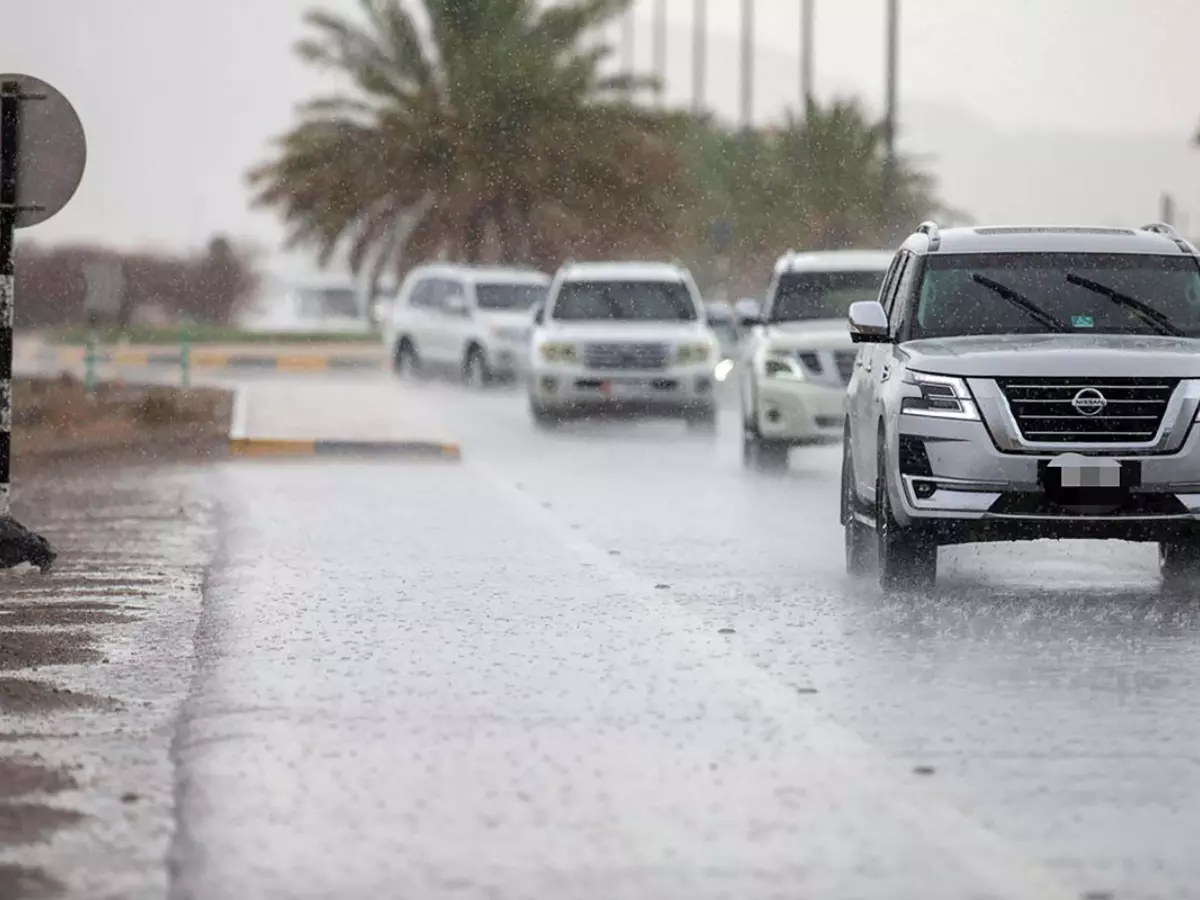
[22,347,383,371]
[227,388,461,460]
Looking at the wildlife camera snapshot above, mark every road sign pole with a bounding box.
[0,81,22,516]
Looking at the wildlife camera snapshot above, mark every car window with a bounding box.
[408,277,434,309]
[879,253,906,319]
[476,282,548,311]
[911,252,1200,339]
[551,280,698,322]
[768,269,888,322]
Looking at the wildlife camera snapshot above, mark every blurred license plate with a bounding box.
[600,380,642,397]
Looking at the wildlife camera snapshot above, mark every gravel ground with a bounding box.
[0,463,219,900]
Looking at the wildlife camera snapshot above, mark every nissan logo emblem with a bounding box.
[1071,387,1108,417]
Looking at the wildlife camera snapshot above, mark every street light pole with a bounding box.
[692,0,706,114]
[883,0,899,199]
[740,0,754,130]
[652,0,667,106]
[800,0,814,112]
[622,3,635,78]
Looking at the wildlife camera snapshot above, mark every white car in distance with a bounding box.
[528,261,719,428]
[383,264,550,386]
[739,250,894,470]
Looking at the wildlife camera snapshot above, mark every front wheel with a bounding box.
[392,339,420,378]
[1159,539,1200,588]
[530,400,560,430]
[742,427,789,472]
[876,454,937,592]
[842,438,871,576]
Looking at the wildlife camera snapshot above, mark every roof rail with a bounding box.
[915,220,941,251]
[1141,222,1197,253]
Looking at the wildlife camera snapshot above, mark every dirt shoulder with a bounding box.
[12,373,232,474]
[0,461,218,899]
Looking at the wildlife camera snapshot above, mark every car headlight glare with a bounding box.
[676,342,712,364]
[900,370,979,420]
[539,342,578,363]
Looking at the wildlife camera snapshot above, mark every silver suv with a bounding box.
[842,221,1200,590]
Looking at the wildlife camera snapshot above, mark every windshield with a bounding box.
[475,282,547,311]
[551,280,698,322]
[769,270,887,322]
[911,252,1200,339]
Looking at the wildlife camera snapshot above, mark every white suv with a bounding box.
[739,250,893,469]
[528,261,719,428]
[384,264,550,385]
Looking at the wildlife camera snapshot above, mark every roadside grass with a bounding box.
[47,325,380,346]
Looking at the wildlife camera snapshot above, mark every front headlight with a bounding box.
[539,341,578,363]
[759,351,806,380]
[900,370,979,420]
[676,342,712,364]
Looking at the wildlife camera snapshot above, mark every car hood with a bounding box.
[901,333,1200,378]
[763,319,853,351]
[538,321,713,343]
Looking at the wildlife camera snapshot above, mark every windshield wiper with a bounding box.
[1065,273,1184,337]
[969,274,1071,333]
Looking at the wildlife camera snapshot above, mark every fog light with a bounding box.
[765,407,781,424]
[540,376,558,393]
[913,480,937,499]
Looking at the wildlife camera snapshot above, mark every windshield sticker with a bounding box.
[1071,314,1095,328]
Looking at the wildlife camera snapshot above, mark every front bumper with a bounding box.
[755,377,846,443]
[529,363,715,415]
[889,409,1200,542]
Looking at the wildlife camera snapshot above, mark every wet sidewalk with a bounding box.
[0,465,218,900]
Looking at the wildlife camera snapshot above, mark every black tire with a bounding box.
[1159,540,1200,589]
[876,439,937,592]
[685,406,718,433]
[530,401,560,430]
[742,427,789,471]
[842,436,871,576]
[463,346,492,389]
[392,339,420,378]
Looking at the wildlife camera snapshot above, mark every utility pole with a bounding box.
[800,0,814,112]
[621,3,635,79]
[652,0,666,106]
[692,0,706,115]
[883,0,899,201]
[740,0,754,130]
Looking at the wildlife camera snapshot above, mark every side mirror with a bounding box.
[848,300,891,343]
[531,303,546,326]
[734,297,762,328]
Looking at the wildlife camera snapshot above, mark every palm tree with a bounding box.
[249,0,690,286]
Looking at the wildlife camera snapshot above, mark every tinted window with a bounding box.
[552,281,698,322]
[769,270,888,322]
[476,283,548,311]
[910,253,1200,339]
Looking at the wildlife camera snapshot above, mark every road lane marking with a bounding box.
[478,463,1081,900]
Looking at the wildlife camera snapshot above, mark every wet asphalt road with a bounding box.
[171,373,1200,900]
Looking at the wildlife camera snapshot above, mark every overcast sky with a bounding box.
[4,0,1199,263]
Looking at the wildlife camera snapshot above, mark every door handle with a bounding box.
[880,363,891,381]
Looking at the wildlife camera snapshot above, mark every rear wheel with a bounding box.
[463,346,492,389]
[842,436,871,576]
[392,339,420,378]
[876,442,937,592]
[742,426,789,471]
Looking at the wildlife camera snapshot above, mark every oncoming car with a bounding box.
[383,264,550,386]
[843,221,1200,591]
[527,261,719,428]
[739,250,893,470]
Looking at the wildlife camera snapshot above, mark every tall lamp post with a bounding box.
[740,0,754,130]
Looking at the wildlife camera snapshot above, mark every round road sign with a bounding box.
[0,74,86,229]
